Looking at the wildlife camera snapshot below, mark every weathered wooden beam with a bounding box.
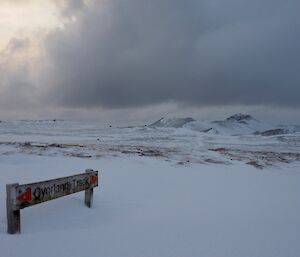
[85,170,94,208]
[15,170,99,210]
[6,183,21,234]
[85,169,94,208]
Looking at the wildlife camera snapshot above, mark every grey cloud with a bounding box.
[0,66,35,109]
[5,38,30,52]
[55,0,86,17]
[43,0,300,108]
[0,38,37,110]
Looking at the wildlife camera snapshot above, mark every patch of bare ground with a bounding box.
[246,161,264,169]
[204,158,228,165]
[20,142,84,149]
[48,143,84,148]
[177,161,185,165]
[2,140,176,159]
[209,148,300,169]
[119,146,167,157]
[68,153,92,158]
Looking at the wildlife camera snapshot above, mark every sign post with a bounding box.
[6,169,99,234]
[6,183,20,234]
[85,169,95,208]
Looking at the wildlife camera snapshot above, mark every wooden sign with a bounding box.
[6,169,99,234]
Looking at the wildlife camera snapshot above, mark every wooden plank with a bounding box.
[6,183,21,234]
[13,170,98,210]
[85,169,94,208]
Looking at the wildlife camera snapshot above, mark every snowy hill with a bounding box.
[150,114,273,135]
[208,114,271,135]
[149,113,300,136]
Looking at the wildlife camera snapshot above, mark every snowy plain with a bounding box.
[0,118,300,257]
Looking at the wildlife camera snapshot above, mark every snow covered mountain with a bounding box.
[149,113,295,136]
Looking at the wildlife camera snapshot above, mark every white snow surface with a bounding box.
[0,120,300,257]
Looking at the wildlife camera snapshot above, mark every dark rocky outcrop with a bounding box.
[149,117,195,128]
[226,113,254,122]
[260,128,289,136]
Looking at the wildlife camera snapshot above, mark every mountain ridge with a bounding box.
[149,114,298,136]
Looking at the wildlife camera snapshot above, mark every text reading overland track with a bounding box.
[14,171,98,209]
[33,177,90,200]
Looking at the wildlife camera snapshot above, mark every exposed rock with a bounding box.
[260,128,289,136]
[149,117,195,128]
[226,113,254,122]
[202,128,213,133]
[246,160,264,169]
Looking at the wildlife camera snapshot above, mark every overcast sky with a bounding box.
[0,0,299,124]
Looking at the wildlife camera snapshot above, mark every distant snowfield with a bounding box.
[0,118,299,168]
[0,119,300,257]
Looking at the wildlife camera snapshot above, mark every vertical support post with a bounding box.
[85,169,94,208]
[6,183,20,234]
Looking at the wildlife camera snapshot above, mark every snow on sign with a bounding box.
[6,169,99,234]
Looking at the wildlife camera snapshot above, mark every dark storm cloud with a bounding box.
[44,0,300,108]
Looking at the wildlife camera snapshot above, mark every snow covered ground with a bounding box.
[0,119,300,257]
